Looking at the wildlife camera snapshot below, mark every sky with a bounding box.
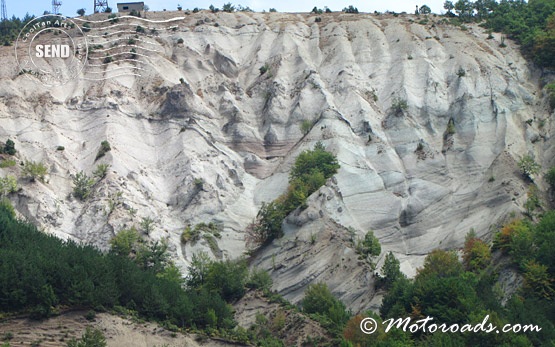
[6,0,447,19]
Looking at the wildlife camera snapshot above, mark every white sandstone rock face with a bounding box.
[0,12,552,312]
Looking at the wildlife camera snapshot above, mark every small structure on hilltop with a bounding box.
[117,1,144,13]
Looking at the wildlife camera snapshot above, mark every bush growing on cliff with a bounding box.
[22,161,48,182]
[72,171,95,200]
[390,97,408,115]
[95,140,111,160]
[3,139,16,155]
[246,142,339,248]
[518,155,540,179]
[66,327,106,347]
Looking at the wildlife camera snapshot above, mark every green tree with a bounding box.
[290,142,339,182]
[380,251,404,289]
[186,251,212,288]
[222,3,235,12]
[109,227,139,257]
[76,8,86,16]
[93,164,110,179]
[302,283,349,328]
[3,139,15,155]
[72,171,95,201]
[444,1,455,14]
[419,4,432,14]
[361,230,381,257]
[523,259,554,299]
[455,0,474,21]
[417,249,463,280]
[462,232,491,271]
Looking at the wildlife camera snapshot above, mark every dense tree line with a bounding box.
[0,198,252,336]
[0,14,34,46]
[441,0,555,68]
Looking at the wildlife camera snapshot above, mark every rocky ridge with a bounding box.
[0,10,553,312]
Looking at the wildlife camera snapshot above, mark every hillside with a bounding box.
[0,9,553,316]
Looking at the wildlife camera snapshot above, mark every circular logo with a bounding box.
[15,15,88,86]
[360,317,378,335]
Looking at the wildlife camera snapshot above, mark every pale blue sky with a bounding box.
[6,0,447,18]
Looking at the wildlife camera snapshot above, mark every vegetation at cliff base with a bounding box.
[0,199,252,342]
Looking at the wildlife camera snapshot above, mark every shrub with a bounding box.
[315,17,322,23]
[104,6,112,13]
[301,119,313,135]
[108,13,119,24]
[269,8,277,12]
[72,171,95,201]
[247,268,273,291]
[103,56,113,64]
[129,9,141,17]
[290,142,339,182]
[209,5,219,13]
[56,145,65,151]
[76,8,85,16]
[82,23,91,32]
[416,142,424,151]
[462,231,491,271]
[390,97,408,115]
[0,159,15,168]
[22,161,48,182]
[3,139,15,155]
[0,176,17,196]
[95,140,111,160]
[136,25,145,33]
[259,64,269,75]
[93,163,110,179]
[456,67,466,77]
[110,227,139,256]
[177,38,184,44]
[84,310,96,321]
[518,155,540,178]
[194,178,204,189]
[302,283,350,328]
[446,119,456,135]
[545,166,555,188]
[66,327,106,347]
[140,217,155,235]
